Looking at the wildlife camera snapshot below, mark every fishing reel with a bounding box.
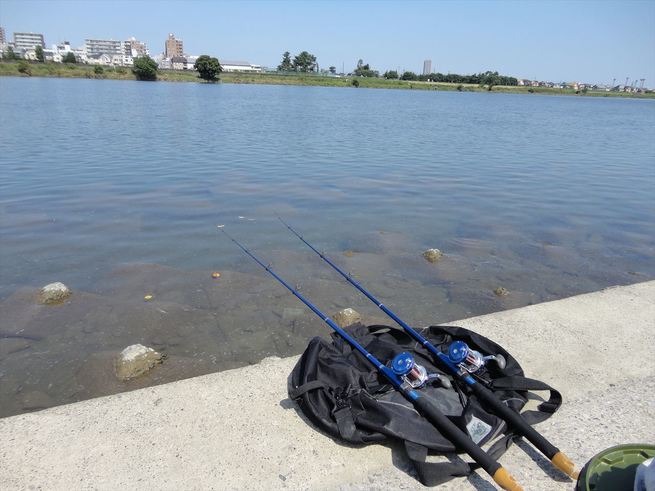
[390,352,452,389]
[447,340,506,374]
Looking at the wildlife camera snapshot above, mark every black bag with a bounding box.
[289,323,562,486]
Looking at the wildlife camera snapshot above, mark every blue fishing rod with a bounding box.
[278,218,580,480]
[219,225,522,491]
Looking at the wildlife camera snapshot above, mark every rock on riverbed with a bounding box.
[422,248,443,263]
[114,344,163,381]
[38,282,71,304]
[494,286,509,297]
[332,308,361,328]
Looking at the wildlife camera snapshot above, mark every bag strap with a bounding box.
[404,432,520,485]
[288,380,326,400]
[334,406,360,441]
[404,441,471,486]
[489,376,562,424]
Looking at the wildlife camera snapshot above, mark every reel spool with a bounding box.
[448,340,506,374]
[390,352,451,389]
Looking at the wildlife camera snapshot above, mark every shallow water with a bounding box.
[1,77,654,417]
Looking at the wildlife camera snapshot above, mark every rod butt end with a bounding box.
[493,467,523,491]
[551,451,580,479]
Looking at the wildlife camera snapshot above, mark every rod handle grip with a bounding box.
[412,394,507,479]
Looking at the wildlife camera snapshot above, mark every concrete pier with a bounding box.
[1,281,654,490]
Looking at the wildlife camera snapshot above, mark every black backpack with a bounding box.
[289,323,563,486]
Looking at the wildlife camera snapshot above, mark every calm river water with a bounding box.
[0,77,654,417]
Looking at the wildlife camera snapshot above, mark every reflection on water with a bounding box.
[0,78,654,417]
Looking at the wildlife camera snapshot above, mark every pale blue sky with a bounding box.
[1,0,654,84]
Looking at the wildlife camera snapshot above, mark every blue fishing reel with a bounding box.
[390,352,451,389]
[447,340,506,374]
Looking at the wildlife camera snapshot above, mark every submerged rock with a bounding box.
[114,344,163,381]
[18,390,55,411]
[332,308,361,328]
[38,282,71,304]
[422,249,443,263]
[493,287,509,297]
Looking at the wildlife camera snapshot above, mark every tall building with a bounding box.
[124,37,148,57]
[0,27,6,46]
[85,39,123,56]
[165,33,183,58]
[13,32,45,51]
[423,59,432,76]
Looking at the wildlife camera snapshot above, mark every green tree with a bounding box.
[481,70,500,90]
[401,71,418,81]
[328,66,336,74]
[4,46,18,60]
[194,55,222,81]
[351,79,360,88]
[62,52,77,63]
[353,59,378,77]
[17,61,31,76]
[35,45,45,62]
[277,51,293,71]
[94,65,104,76]
[383,70,398,79]
[132,55,158,81]
[293,51,317,72]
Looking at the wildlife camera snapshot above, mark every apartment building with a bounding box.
[165,33,183,58]
[85,38,122,57]
[13,32,45,51]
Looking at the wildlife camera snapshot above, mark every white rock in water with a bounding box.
[39,282,71,304]
[114,344,162,381]
[332,308,362,328]
[422,249,443,263]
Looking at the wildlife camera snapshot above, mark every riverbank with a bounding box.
[1,281,653,490]
[1,61,653,98]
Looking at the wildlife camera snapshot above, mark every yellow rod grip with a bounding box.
[551,451,580,479]
[493,467,524,491]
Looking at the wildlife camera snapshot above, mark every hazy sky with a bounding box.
[2,0,654,84]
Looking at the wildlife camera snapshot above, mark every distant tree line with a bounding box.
[278,51,317,72]
[385,70,517,86]
[420,71,518,86]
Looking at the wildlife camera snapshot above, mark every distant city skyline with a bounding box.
[1,0,654,84]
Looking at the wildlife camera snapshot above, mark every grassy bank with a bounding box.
[1,61,653,99]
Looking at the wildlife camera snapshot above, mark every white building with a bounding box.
[170,56,186,70]
[156,56,172,70]
[123,37,148,58]
[13,32,45,51]
[221,60,262,73]
[85,39,122,57]
[87,53,112,65]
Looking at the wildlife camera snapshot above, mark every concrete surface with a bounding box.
[1,281,654,490]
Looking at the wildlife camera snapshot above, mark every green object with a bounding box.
[577,444,655,491]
